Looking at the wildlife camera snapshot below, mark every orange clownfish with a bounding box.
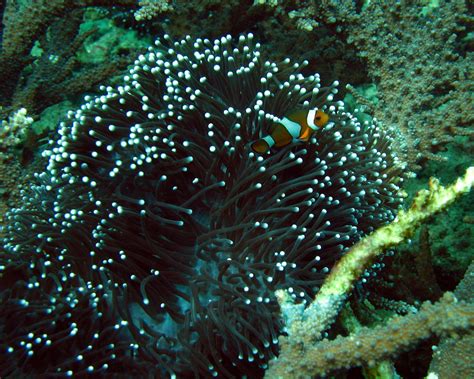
[251,108,329,154]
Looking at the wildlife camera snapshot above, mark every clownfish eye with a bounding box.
[315,116,321,120]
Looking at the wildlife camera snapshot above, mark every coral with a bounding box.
[329,1,473,167]
[272,0,474,167]
[392,137,474,292]
[134,0,173,21]
[0,108,34,150]
[429,332,474,379]
[0,0,138,118]
[0,1,144,236]
[366,224,444,304]
[0,108,35,227]
[267,166,474,377]
[0,154,23,229]
[0,34,403,377]
[428,186,474,282]
[4,1,470,169]
[267,293,474,378]
[1,1,471,377]
[427,261,474,378]
[338,304,400,378]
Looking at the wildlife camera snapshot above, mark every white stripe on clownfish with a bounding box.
[262,135,275,149]
[307,108,318,130]
[279,117,302,140]
[250,108,329,154]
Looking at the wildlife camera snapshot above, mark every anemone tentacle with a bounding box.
[1,34,404,378]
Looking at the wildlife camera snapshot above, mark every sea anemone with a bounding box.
[1,34,404,377]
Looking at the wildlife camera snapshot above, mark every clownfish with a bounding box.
[251,108,329,154]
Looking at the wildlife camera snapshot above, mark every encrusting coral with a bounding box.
[270,0,473,167]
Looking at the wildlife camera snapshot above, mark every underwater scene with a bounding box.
[0,1,472,378]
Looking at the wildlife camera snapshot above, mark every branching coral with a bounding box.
[428,261,474,378]
[134,0,173,21]
[0,108,34,150]
[267,293,473,378]
[267,166,474,377]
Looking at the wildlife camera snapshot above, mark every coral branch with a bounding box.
[428,261,474,378]
[267,293,474,378]
[267,166,474,377]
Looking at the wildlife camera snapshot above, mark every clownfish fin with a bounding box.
[251,138,271,154]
